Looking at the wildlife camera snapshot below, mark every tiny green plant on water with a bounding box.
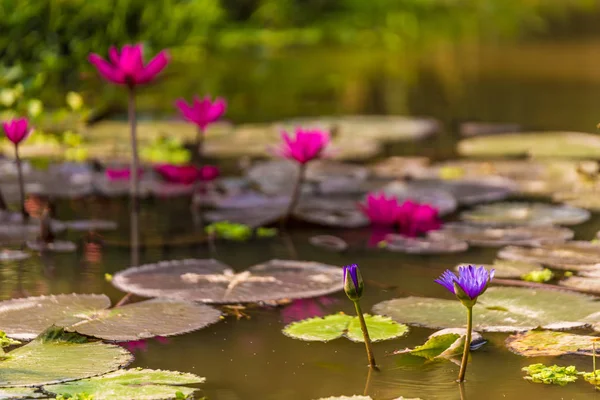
[435,265,494,382]
[343,264,377,369]
[0,330,21,348]
[522,268,554,283]
[522,364,579,386]
[205,222,277,241]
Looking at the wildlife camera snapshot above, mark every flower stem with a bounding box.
[196,127,205,165]
[281,162,306,226]
[353,300,377,369]
[127,85,139,212]
[594,341,596,373]
[14,145,27,221]
[458,306,473,382]
[0,188,7,211]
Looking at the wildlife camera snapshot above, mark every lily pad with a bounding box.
[458,132,600,158]
[283,313,409,343]
[368,157,430,179]
[431,223,573,247]
[43,368,205,400]
[112,259,344,304]
[0,251,30,262]
[204,207,285,228]
[497,242,600,271]
[506,330,596,357]
[293,204,369,228]
[559,277,600,294]
[308,235,348,252]
[0,295,221,342]
[0,327,132,387]
[460,202,590,226]
[384,235,468,254]
[456,260,543,279]
[412,178,515,206]
[373,286,600,332]
[316,396,372,400]
[459,122,521,137]
[26,240,76,253]
[382,182,456,216]
[0,387,44,399]
[65,220,118,231]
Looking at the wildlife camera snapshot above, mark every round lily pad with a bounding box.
[457,131,600,158]
[0,294,111,340]
[0,328,132,387]
[456,260,543,279]
[384,235,468,254]
[506,330,596,357]
[460,202,590,226]
[412,178,515,206]
[497,242,600,271]
[430,223,573,247]
[373,286,600,332]
[112,259,344,304]
[382,182,456,216]
[43,368,205,400]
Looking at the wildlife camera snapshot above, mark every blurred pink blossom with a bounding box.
[2,118,31,145]
[276,128,330,164]
[175,96,227,131]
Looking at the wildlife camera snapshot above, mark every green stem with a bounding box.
[14,145,28,221]
[594,341,596,373]
[197,127,205,165]
[281,162,306,226]
[353,300,377,368]
[458,306,473,382]
[128,85,139,212]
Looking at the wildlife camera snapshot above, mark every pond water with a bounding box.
[4,8,600,400]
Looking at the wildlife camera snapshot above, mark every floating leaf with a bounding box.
[506,330,596,357]
[411,178,515,206]
[112,259,344,304]
[382,182,457,216]
[26,240,77,253]
[316,396,372,400]
[559,277,600,294]
[0,327,132,387]
[0,387,44,399]
[373,287,600,332]
[498,242,600,271]
[384,235,468,254]
[404,333,462,359]
[65,220,117,231]
[521,363,579,385]
[0,251,30,262]
[43,368,205,400]
[283,314,408,343]
[456,260,543,279]
[460,202,590,226]
[0,333,19,349]
[583,370,600,386]
[309,235,348,252]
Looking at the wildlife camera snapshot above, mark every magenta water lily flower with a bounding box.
[359,193,401,226]
[89,44,169,86]
[175,96,227,131]
[435,265,495,301]
[105,168,144,181]
[397,200,441,237]
[277,128,330,164]
[155,164,219,185]
[2,118,31,145]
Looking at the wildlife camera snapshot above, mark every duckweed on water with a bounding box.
[522,268,554,283]
[522,364,579,386]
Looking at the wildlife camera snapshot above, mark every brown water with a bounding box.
[5,7,600,400]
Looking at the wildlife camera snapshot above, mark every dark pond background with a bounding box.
[4,4,600,400]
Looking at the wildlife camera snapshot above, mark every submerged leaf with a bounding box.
[521,363,579,385]
[0,327,132,387]
[405,333,462,359]
[43,368,205,400]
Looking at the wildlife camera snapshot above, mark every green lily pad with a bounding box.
[498,242,600,271]
[373,286,600,332]
[43,368,205,400]
[0,295,221,342]
[457,132,600,159]
[0,387,44,399]
[0,327,132,387]
[506,330,596,357]
[522,363,580,385]
[283,314,408,343]
[460,202,590,226]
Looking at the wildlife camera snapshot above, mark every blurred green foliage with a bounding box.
[140,136,191,165]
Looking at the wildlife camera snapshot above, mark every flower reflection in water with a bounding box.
[120,336,169,353]
[280,296,338,324]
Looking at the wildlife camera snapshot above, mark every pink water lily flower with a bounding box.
[88,44,169,86]
[277,128,330,164]
[105,168,144,181]
[2,118,31,145]
[155,164,219,185]
[359,193,402,226]
[175,96,227,131]
[397,200,441,237]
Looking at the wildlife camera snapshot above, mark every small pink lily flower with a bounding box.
[358,193,402,226]
[88,44,169,86]
[397,200,441,237]
[277,128,330,164]
[155,164,219,185]
[105,168,144,181]
[2,118,31,145]
[175,96,227,131]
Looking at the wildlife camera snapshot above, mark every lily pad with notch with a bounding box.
[497,242,600,271]
[42,368,205,400]
[373,286,600,332]
[506,330,597,357]
[0,294,221,342]
[460,202,590,226]
[430,223,573,247]
[282,313,409,342]
[112,259,344,304]
[0,327,133,387]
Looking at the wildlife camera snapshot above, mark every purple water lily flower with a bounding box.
[343,263,364,301]
[435,265,495,301]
